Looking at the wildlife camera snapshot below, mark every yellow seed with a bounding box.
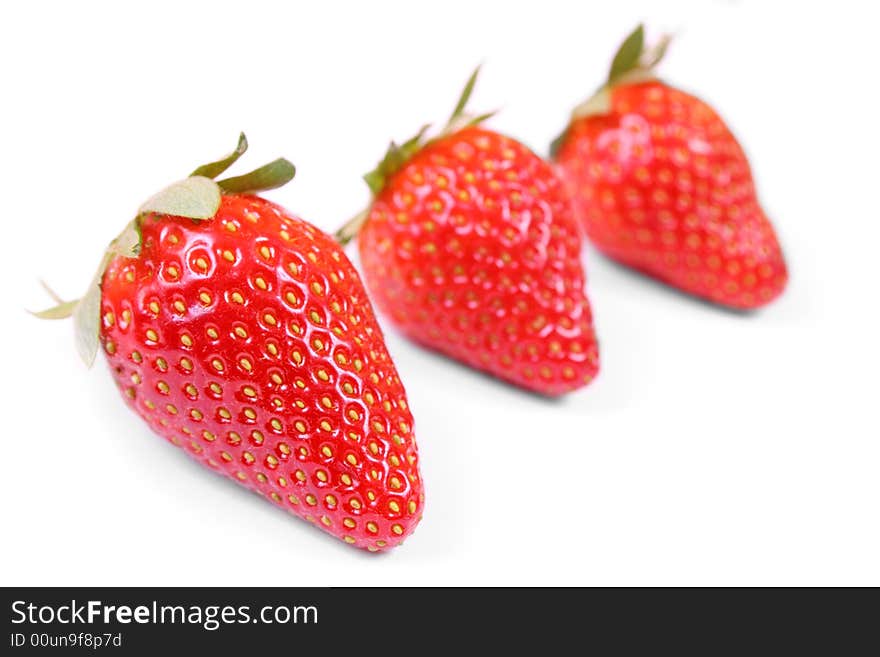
[124,271,135,283]
[343,536,356,544]
[243,386,256,397]
[321,446,333,458]
[340,474,352,486]
[391,524,403,536]
[145,329,158,342]
[367,522,378,534]
[166,266,179,280]
[251,430,264,444]
[209,383,222,395]
[389,500,400,513]
[202,430,215,442]
[321,516,331,527]
[285,292,298,305]
[157,381,169,394]
[322,396,333,408]
[309,310,321,324]
[185,383,197,396]
[194,257,208,271]
[270,418,282,431]
[390,477,402,490]
[295,470,307,482]
[311,281,323,295]
[243,408,256,420]
[263,313,276,326]
[173,300,186,313]
[227,432,241,445]
[219,408,231,419]
[288,494,299,505]
[234,326,248,338]
[317,369,329,382]
[180,334,193,347]
[199,292,212,305]
[243,452,255,464]
[266,455,279,467]
[180,358,193,371]
[343,518,356,529]
[259,245,272,260]
[349,498,361,510]
[190,409,203,421]
[305,494,317,506]
[346,454,358,466]
[221,451,232,462]
[408,500,417,513]
[206,327,218,339]
[165,404,177,415]
[239,358,252,371]
[222,250,235,262]
[230,292,244,304]
[320,420,332,432]
[316,470,328,482]
[255,277,267,290]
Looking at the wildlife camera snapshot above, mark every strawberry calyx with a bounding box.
[549,24,671,157]
[31,133,296,367]
[336,67,496,246]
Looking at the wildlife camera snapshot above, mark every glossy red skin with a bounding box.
[555,81,788,309]
[100,194,423,552]
[359,126,600,396]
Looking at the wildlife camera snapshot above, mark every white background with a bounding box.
[1,0,878,586]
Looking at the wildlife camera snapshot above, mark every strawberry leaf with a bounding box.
[190,133,248,179]
[216,158,296,194]
[448,65,481,125]
[72,253,111,367]
[31,299,79,320]
[608,24,645,85]
[138,176,221,220]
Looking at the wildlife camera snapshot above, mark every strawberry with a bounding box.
[552,25,788,309]
[35,135,423,552]
[337,69,600,396]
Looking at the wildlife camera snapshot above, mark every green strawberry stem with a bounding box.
[338,67,495,246]
[549,24,671,157]
[334,209,370,247]
[216,158,296,194]
[32,134,296,367]
[190,132,248,178]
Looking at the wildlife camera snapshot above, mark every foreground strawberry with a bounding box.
[552,26,788,309]
[337,69,600,395]
[36,135,423,551]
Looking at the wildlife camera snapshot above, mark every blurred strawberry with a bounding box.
[552,25,788,309]
[339,69,600,395]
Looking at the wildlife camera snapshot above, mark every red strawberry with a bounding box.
[35,135,423,552]
[337,69,600,396]
[552,25,788,309]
